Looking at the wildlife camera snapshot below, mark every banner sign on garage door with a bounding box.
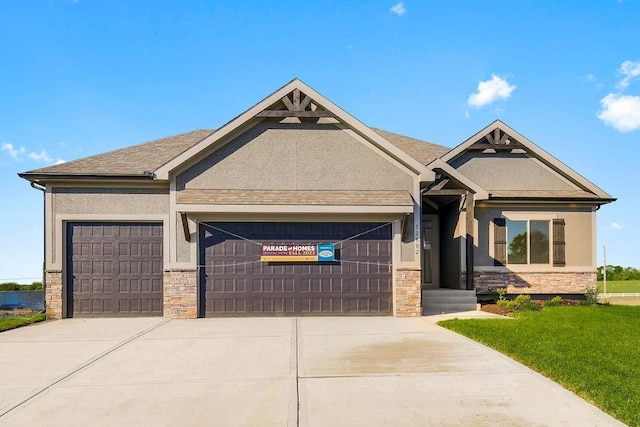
[261,243,335,262]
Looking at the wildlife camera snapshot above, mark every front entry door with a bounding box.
[422,215,439,288]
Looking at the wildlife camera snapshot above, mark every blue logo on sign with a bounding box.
[317,243,335,262]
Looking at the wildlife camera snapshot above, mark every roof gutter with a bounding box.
[18,173,158,182]
[478,197,617,205]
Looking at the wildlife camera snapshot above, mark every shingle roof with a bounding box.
[20,127,451,179]
[23,129,215,177]
[177,189,414,206]
[372,128,451,165]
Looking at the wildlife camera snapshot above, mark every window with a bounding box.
[506,220,550,265]
[493,217,564,267]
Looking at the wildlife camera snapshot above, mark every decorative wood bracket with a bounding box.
[255,88,335,118]
[401,213,410,242]
[467,127,525,151]
[180,211,190,242]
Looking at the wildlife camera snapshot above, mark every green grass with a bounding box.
[439,306,640,426]
[598,280,640,293]
[0,282,43,292]
[0,313,46,332]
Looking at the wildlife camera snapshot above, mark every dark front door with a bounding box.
[67,222,163,317]
[199,222,392,317]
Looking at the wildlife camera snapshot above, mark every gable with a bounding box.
[450,151,579,192]
[176,121,414,192]
[157,79,433,181]
[442,121,614,201]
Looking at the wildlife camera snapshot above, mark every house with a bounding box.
[19,79,614,319]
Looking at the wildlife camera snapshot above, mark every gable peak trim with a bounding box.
[255,87,335,119]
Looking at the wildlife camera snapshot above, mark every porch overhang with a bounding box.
[425,159,489,200]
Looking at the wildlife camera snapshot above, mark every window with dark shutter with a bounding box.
[494,218,507,266]
[553,218,566,267]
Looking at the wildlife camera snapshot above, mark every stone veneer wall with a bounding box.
[44,270,63,319]
[163,269,198,318]
[474,271,597,294]
[394,268,421,316]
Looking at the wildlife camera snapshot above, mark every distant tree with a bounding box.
[597,265,640,281]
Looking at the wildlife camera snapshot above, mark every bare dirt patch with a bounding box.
[602,296,640,306]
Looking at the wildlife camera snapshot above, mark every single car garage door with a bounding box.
[199,222,392,317]
[67,222,163,317]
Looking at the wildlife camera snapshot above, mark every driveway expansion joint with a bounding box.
[0,318,171,419]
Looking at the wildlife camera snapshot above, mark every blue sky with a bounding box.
[1,0,639,282]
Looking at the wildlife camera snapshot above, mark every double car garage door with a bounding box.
[200,222,392,316]
[67,222,392,317]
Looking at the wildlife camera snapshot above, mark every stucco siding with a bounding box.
[48,187,169,268]
[176,122,413,192]
[474,205,594,268]
[451,153,579,191]
[53,187,169,215]
[564,210,594,266]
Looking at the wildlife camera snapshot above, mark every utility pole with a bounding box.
[603,245,607,296]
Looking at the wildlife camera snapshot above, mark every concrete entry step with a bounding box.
[422,289,477,314]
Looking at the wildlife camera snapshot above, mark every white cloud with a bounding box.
[606,222,630,230]
[28,149,54,163]
[390,2,406,16]
[467,74,516,108]
[618,60,640,89]
[1,143,25,160]
[1,143,63,164]
[582,74,603,90]
[597,93,640,132]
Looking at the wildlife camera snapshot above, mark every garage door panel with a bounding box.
[68,222,163,318]
[103,279,113,293]
[201,222,391,317]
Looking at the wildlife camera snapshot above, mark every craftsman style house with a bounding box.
[19,79,614,319]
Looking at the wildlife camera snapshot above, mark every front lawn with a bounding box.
[439,306,640,426]
[598,280,640,293]
[0,312,46,332]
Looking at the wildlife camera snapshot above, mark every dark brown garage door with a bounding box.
[67,222,163,317]
[199,222,392,317]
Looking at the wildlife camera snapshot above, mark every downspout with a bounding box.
[30,182,46,312]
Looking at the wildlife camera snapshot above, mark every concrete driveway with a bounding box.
[0,315,622,426]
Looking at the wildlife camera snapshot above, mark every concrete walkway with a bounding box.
[0,314,623,426]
